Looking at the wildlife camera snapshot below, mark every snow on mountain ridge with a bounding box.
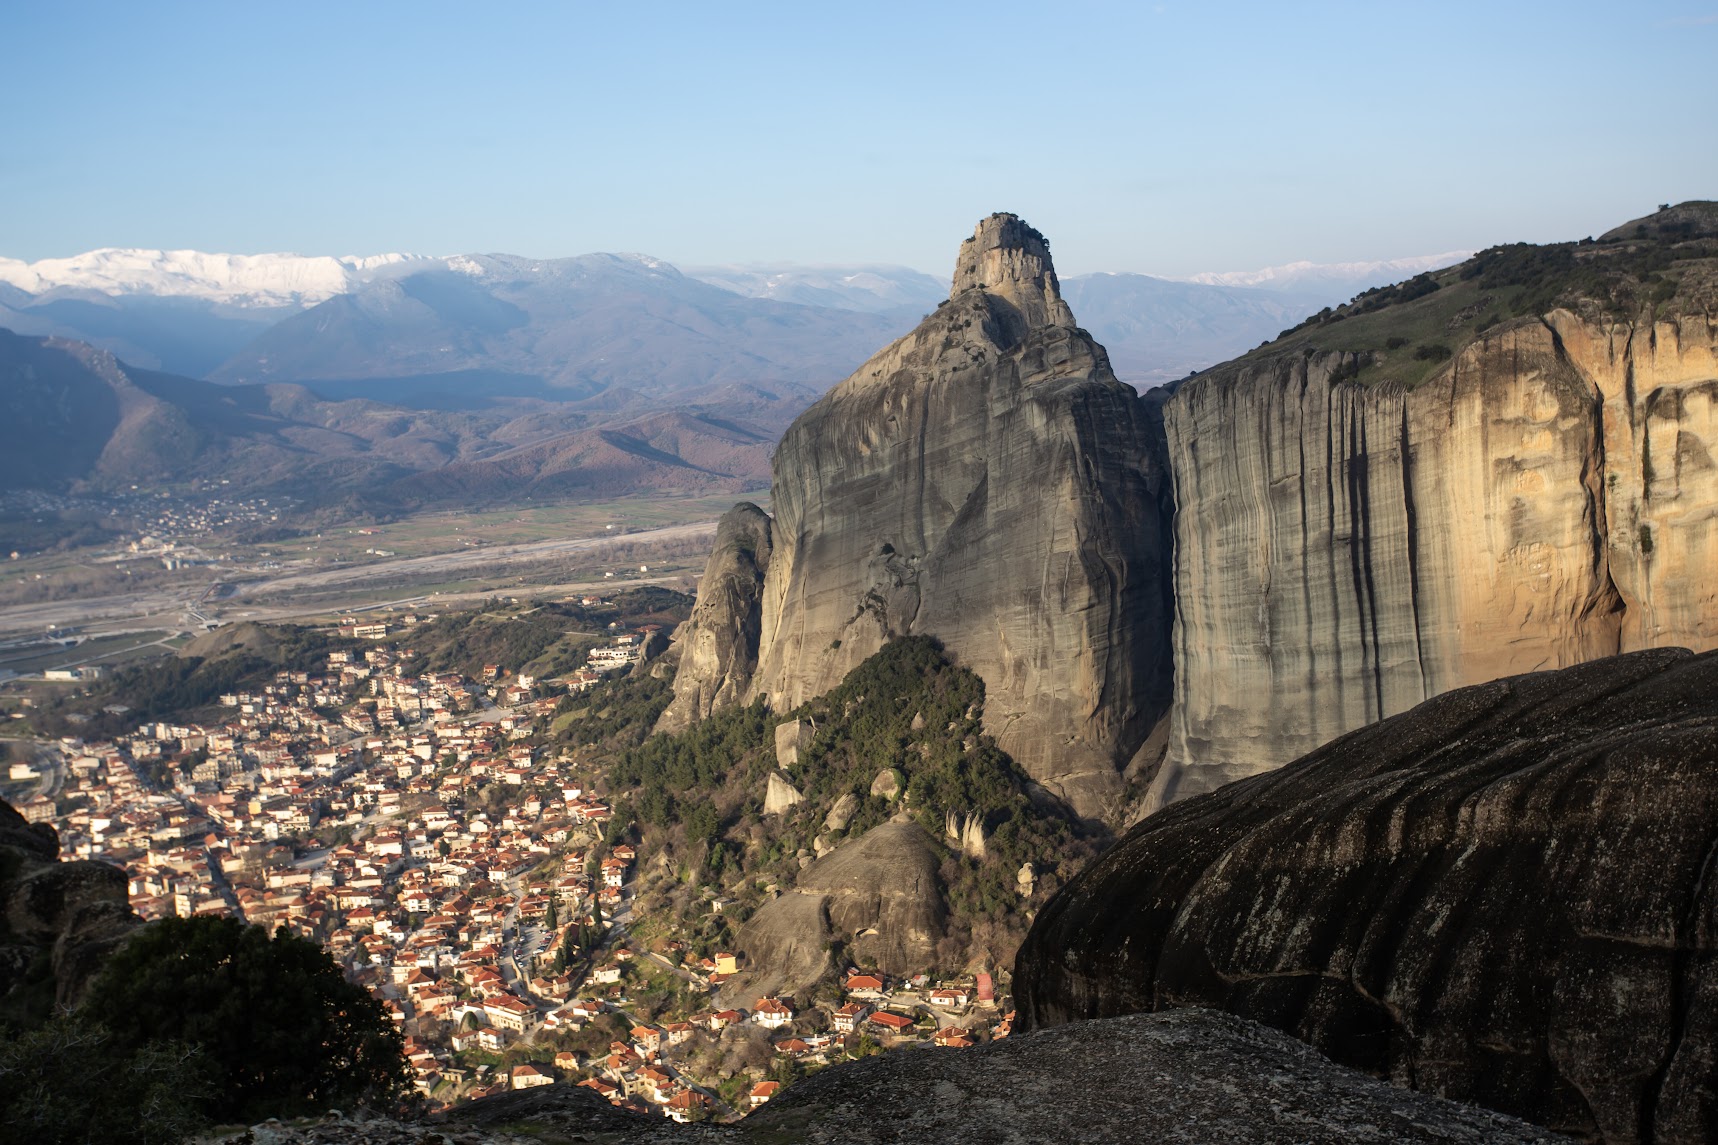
[0,248,439,307]
[1184,250,1471,291]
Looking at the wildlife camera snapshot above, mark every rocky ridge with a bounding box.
[1016,647,1718,1142]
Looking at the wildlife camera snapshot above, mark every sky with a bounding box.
[4,1,1716,278]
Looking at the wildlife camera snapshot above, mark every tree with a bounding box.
[81,916,408,1124]
[0,1018,210,1145]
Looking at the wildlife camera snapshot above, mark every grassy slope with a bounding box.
[1214,201,1718,391]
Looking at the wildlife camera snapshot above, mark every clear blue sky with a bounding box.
[4,1,1715,277]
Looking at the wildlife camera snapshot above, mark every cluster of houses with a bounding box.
[28,617,1016,1120]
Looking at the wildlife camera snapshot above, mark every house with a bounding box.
[553,1050,580,1073]
[476,1026,507,1052]
[510,1063,554,1089]
[579,1077,620,1102]
[753,997,794,1029]
[484,995,536,1032]
[630,1025,662,1055]
[867,1011,916,1036]
[844,973,886,999]
[927,987,971,1009]
[708,1009,744,1031]
[833,1001,872,1033]
[666,1089,712,1124]
[934,1026,976,1048]
[714,951,739,975]
[749,1081,781,1108]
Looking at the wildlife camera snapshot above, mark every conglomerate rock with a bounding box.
[1016,647,1718,1143]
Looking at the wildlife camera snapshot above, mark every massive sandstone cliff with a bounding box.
[742,214,1172,815]
[1155,290,1718,805]
[1016,647,1718,1143]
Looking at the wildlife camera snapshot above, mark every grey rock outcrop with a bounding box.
[869,767,902,800]
[1016,647,1718,1143]
[1156,309,1718,805]
[762,770,804,815]
[745,214,1173,816]
[654,502,773,735]
[773,718,813,767]
[725,820,944,1003]
[943,809,987,860]
[823,791,859,832]
[229,1011,1564,1144]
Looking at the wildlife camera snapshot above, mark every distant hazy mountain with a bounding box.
[0,249,440,378]
[0,330,777,507]
[684,264,948,314]
[1058,253,1470,384]
[397,409,773,504]
[0,244,1472,404]
[210,253,912,406]
[1060,274,1312,384]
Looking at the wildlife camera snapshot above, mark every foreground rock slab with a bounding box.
[220,1010,1562,1145]
[1018,647,1718,1143]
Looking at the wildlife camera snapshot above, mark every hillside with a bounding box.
[0,330,782,507]
[394,411,773,505]
[1215,201,1718,390]
[565,636,1097,991]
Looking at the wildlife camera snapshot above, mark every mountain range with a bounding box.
[0,244,1467,391]
[0,242,1467,504]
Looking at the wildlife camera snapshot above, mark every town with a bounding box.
[10,607,1013,1122]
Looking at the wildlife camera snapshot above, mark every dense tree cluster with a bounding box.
[1,917,408,1143]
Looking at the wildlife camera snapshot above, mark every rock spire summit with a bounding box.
[950,213,1076,329]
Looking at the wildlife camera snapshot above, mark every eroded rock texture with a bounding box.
[749,214,1172,815]
[1016,648,1718,1143]
[655,502,772,735]
[1158,311,1718,803]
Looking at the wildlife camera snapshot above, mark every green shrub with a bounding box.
[81,916,407,1123]
[0,1018,210,1145]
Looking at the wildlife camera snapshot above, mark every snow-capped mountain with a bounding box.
[0,248,439,308]
[685,264,948,314]
[1184,251,1471,294]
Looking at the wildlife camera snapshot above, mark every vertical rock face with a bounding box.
[1156,311,1718,804]
[654,501,773,735]
[749,214,1173,816]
